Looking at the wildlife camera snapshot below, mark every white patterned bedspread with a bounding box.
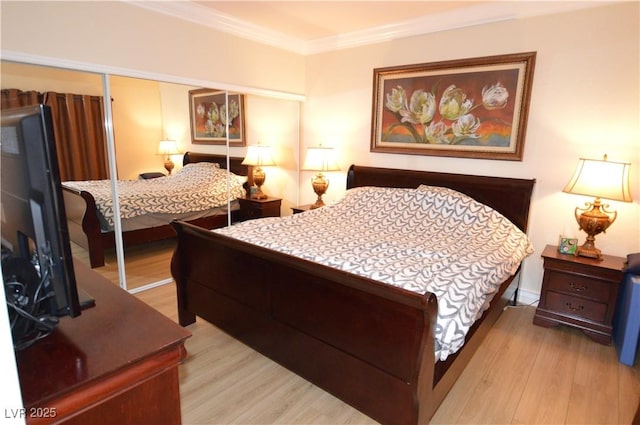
[63,162,245,228]
[215,185,533,361]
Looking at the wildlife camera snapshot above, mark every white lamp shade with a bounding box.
[302,147,340,171]
[242,145,276,166]
[563,156,632,202]
[157,140,182,156]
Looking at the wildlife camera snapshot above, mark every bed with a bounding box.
[62,152,248,268]
[170,164,536,424]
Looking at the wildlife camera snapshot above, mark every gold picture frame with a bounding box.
[189,89,246,146]
[371,52,536,160]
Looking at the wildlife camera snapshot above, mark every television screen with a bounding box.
[1,104,82,350]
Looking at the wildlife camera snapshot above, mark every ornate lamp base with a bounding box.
[164,158,175,175]
[251,167,268,199]
[575,237,603,260]
[574,198,616,261]
[310,172,329,209]
[251,186,267,200]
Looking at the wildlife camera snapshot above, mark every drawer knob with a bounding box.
[565,302,584,312]
[569,282,587,293]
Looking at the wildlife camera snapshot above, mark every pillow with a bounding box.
[179,162,220,171]
[416,184,480,205]
[233,173,248,184]
[175,162,223,178]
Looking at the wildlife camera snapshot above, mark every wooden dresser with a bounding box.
[534,244,625,344]
[15,260,191,424]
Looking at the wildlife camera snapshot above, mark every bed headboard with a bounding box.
[346,164,535,232]
[182,151,249,176]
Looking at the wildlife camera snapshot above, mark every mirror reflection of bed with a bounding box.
[65,152,250,291]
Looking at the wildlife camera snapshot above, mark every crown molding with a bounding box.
[306,1,615,54]
[126,1,307,53]
[1,50,305,101]
[125,1,616,56]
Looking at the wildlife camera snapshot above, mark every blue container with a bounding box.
[613,273,640,366]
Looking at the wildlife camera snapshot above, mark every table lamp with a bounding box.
[157,140,182,174]
[302,146,340,209]
[242,144,275,199]
[563,154,632,260]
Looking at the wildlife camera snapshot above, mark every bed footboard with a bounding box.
[171,220,440,425]
[62,186,106,268]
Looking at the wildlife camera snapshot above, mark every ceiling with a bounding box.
[193,1,483,41]
[129,1,614,54]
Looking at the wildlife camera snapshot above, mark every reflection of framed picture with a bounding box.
[371,52,536,160]
[189,89,246,146]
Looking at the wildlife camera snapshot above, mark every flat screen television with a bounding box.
[1,104,84,350]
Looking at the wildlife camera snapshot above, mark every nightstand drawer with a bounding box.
[244,204,269,219]
[238,197,282,221]
[243,203,279,219]
[545,271,612,302]
[545,291,608,322]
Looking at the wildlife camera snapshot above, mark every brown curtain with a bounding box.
[43,92,109,181]
[1,89,42,108]
[2,89,109,182]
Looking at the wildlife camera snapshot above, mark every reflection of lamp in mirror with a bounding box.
[302,146,340,209]
[242,144,275,199]
[157,140,182,174]
[563,154,632,260]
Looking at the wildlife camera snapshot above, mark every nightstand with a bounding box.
[291,204,314,214]
[534,244,625,344]
[238,197,282,221]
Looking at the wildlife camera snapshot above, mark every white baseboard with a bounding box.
[127,278,173,294]
[515,288,540,307]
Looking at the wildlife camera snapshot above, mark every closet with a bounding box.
[1,60,302,292]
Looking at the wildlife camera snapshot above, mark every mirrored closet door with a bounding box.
[1,61,125,284]
[1,60,302,292]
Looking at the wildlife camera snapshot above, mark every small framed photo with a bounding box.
[558,236,579,255]
[189,89,246,146]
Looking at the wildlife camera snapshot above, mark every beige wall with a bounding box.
[0,62,103,95]
[303,2,640,296]
[109,75,165,179]
[0,1,305,96]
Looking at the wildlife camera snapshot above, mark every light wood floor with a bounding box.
[71,239,175,290]
[136,283,640,425]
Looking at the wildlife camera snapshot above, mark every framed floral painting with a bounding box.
[189,89,246,146]
[371,52,536,160]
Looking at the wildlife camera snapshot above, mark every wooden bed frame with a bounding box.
[170,165,535,424]
[63,152,248,268]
